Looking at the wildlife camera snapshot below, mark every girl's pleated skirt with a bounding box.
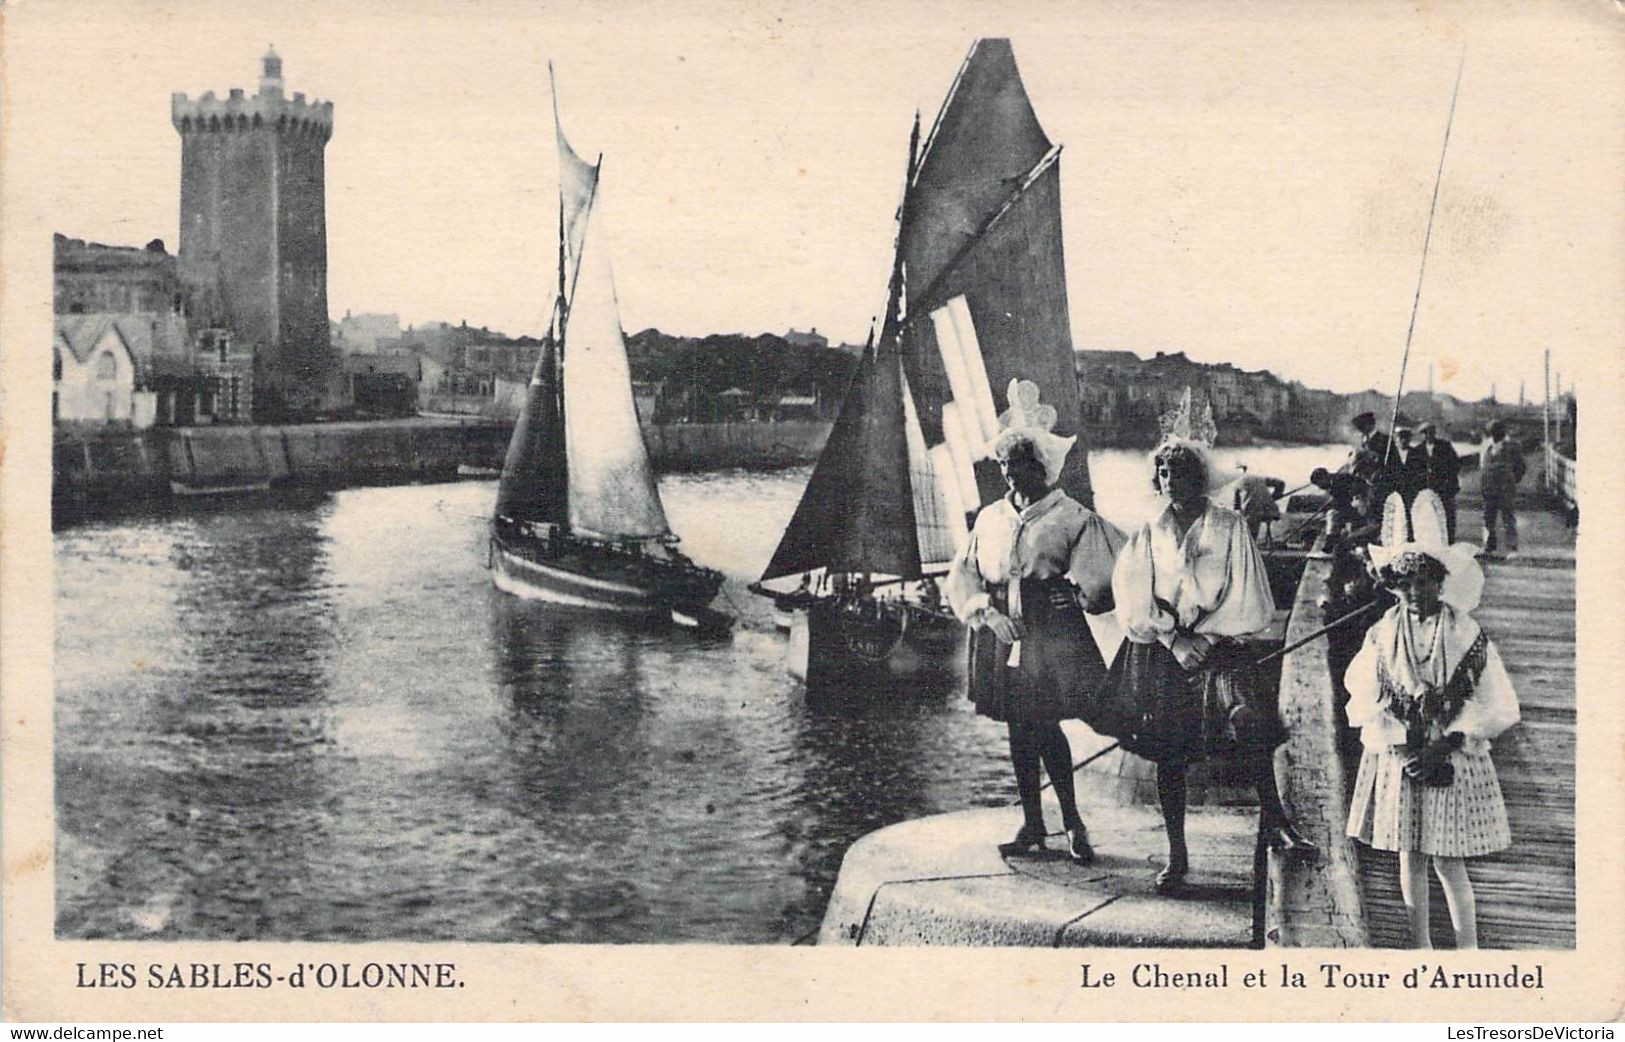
[1345,745,1511,857]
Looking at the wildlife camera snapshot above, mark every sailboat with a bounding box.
[490,72,727,632]
[751,39,1098,689]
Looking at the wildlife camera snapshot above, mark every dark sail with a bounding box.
[493,333,569,524]
[760,331,922,581]
[899,38,1095,510]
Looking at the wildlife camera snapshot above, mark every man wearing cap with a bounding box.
[1369,415,1423,517]
[1415,421,1462,541]
[1349,412,1391,482]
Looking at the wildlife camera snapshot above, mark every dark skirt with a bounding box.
[967,577,1108,723]
[1087,638,1286,766]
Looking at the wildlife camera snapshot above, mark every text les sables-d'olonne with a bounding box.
[76,962,465,990]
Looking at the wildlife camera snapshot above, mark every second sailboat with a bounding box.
[490,70,727,631]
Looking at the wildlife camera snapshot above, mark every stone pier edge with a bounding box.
[1266,547,1371,948]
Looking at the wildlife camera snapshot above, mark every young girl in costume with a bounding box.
[1345,490,1519,949]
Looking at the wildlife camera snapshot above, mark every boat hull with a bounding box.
[788,599,964,692]
[490,532,725,622]
[169,479,273,497]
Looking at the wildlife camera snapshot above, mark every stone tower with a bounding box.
[172,48,336,420]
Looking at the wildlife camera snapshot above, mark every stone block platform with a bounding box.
[818,801,1261,948]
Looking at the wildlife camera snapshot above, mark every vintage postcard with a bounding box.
[3,0,1621,1024]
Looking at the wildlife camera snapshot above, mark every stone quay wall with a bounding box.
[52,418,834,521]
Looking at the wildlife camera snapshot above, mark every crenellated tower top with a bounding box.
[172,49,334,139]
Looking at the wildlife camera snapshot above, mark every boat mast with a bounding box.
[881,112,922,348]
[755,111,925,585]
[551,63,567,344]
[857,111,924,589]
[548,63,573,531]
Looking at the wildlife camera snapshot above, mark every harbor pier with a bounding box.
[820,466,1577,948]
[1271,469,1576,948]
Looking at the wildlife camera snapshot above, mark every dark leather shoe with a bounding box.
[1265,824,1320,861]
[998,823,1047,856]
[1066,825,1094,865]
[1155,862,1189,896]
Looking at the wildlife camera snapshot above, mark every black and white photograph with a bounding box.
[2,0,1618,1024]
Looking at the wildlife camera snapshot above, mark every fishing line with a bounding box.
[1383,48,1467,467]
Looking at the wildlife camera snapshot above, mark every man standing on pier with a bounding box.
[1480,420,1525,558]
[1230,463,1284,543]
[1367,416,1421,520]
[1415,421,1461,541]
[1349,412,1390,481]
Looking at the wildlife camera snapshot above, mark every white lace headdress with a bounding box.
[1150,387,1237,494]
[1370,489,1484,611]
[983,378,1076,486]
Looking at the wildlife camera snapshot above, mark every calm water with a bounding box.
[54,444,1350,943]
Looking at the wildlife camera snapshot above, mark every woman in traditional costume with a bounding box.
[1345,490,1517,949]
[946,380,1126,863]
[1100,435,1316,895]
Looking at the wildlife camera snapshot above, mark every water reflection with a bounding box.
[778,687,1009,937]
[491,599,654,815]
[56,502,340,939]
[55,446,1355,943]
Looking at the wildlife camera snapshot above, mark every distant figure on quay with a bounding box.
[1229,463,1284,543]
[1478,419,1526,559]
[1414,421,1462,541]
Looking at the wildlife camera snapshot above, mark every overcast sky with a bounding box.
[7,0,1622,401]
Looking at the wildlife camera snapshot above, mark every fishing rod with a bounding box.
[1252,598,1383,667]
[1269,501,1334,547]
[1030,598,1384,799]
[1382,48,1467,468]
[1029,739,1124,800]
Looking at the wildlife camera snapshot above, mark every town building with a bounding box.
[172,48,338,419]
[343,352,422,417]
[335,311,402,354]
[54,235,183,315]
[783,327,829,350]
[53,235,255,427]
[1071,348,1482,447]
[54,313,187,426]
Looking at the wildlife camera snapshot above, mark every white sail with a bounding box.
[553,65,597,282]
[901,369,963,564]
[557,117,596,284]
[930,296,999,446]
[560,171,670,540]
